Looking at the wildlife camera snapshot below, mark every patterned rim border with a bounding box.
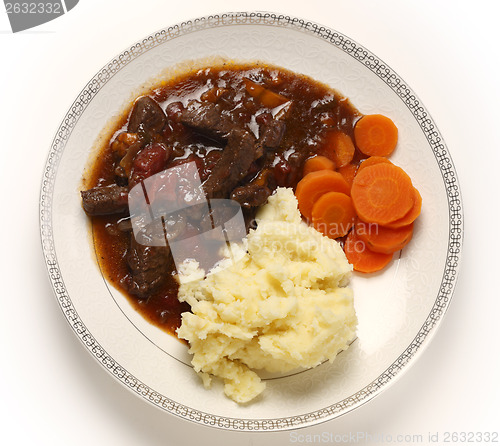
[39,11,463,431]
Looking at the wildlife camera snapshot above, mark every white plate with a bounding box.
[39,12,463,431]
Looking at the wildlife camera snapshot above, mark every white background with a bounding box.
[1,0,499,445]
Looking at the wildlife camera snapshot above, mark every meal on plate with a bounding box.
[81,62,421,402]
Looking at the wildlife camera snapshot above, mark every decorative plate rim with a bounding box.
[39,10,463,432]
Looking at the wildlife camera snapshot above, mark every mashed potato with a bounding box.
[176,188,357,403]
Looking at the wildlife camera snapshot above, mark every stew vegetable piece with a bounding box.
[81,63,362,335]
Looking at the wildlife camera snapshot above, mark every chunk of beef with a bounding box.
[230,184,272,208]
[243,207,259,231]
[195,202,242,242]
[128,96,167,133]
[126,237,170,298]
[81,184,128,216]
[165,101,184,123]
[259,120,286,148]
[252,117,286,159]
[202,129,258,199]
[180,101,235,141]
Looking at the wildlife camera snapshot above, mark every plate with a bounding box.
[39,12,463,431]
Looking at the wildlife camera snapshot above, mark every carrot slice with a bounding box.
[356,220,414,254]
[384,187,422,228]
[311,192,356,239]
[244,78,266,98]
[322,131,355,168]
[295,170,351,220]
[243,78,289,108]
[344,229,393,273]
[351,163,414,225]
[358,156,393,172]
[338,163,358,187]
[303,155,336,176]
[354,114,398,157]
[260,89,289,109]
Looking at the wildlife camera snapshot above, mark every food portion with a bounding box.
[294,113,422,273]
[176,188,356,403]
[80,61,422,403]
[81,62,361,334]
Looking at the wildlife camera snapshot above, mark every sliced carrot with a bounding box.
[356,220,414,254]
[351,163,414,225]
[260,89,289,108]
[311,192,356,239]
[244,78,266,98]
[358,156,393,172]
[322,131,355,168]
[384,187,422,228]
[303,155,336,176]
[243,78,289,108]
[338,162,358,187]
[354,114,398,157]
[344,229,393,273]
[295,170,351,220]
